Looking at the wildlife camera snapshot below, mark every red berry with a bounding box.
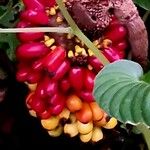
[20,9,49,25]
[52,59,70,80]
[60,78,71,93]
[16,66,30,82]
[22,0,45,11]
[51,103,65,115]
[43,46,66,73]
[69,67,84,91]
[38,108,52,119]
[78,90,94,103]
[31,98,45,113]
[102,47,123,62]
[88,56,104,72]
[32,58,44,71]
[113,40,128,51]
[16,42,49,60]
[27,71,41,84]
[40,0,56,7]
[42,77,58,97]
[84,69,96,91]
[104,24,128,43]
[35,82,46,99]
[49,93,63,106]
[17,20,44,42]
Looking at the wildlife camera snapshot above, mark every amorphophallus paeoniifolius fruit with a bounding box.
[13,0,148,144]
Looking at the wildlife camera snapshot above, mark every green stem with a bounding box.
[0,27,72,33]
[143,11,150,22]
[56,0,109,66]
[0,1,13,20]
[136,124,150,150]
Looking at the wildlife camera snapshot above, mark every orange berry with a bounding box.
[66,95,82,112]
[89,102,104,121]
[75,102,92,123]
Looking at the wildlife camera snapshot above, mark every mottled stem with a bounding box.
[112,0,149,68]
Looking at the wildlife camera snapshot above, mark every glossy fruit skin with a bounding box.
[17,21,44,42]
[60,78,71,93]
[78,90,95,103]
[16,62,36,82]
[113,40,128,52]
[34,81,46,99]
[75,102,92,123]
[43,78,58,98]
[104,24,127,44]
[22,0,45,11]
[18,32,44,42]
[16,67,30,82]
[40,0,56,7]
[34,77,58,99]
[26,71,41,84]
[69,67,84,91]
[66,95,82,112]
[38,108,52,119]
[16,42,49,60]
[84,69,95,91]
[43,46,66,73]
[89,102,104,121]
[32,58,44,71]
[102,47,124,62]
[30,96,45,113]
[50,93,65,115]
[52,59,70,80]
[20,9,49,25]
[88,56,104,72]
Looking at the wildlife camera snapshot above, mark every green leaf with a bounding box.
[93,59,150,127]
[141,71,150,83]
[134,0,150,10]
[0,33,19,60]
[0,1,14,27]
[0,1,23,27]
[0,68,6,80]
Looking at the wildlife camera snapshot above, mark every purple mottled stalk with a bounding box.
[111,0,148,67]
[66,0,149,68]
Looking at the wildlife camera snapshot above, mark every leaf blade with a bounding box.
[93,60,150,127]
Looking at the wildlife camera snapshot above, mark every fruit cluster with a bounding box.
[15,0,129,143]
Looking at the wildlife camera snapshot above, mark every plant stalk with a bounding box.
[136,124,150,150]
[56,0,110,66]
[143,11,150,22]
[0,27,72,33]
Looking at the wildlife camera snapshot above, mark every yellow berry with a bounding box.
[77,121,93,134]
[41,116,59,130]
[102,117,118,129]
[64,123,79,137]
[58,108,70,120]
[80,130,93,143]
[49,7,56,15]
[91,127,103,142]
[88,49,94,56]
[56,16,63,23]
[45,38,55,47]
[68,50,74,58]
[48,125,63,137]
[44,35,50,41]
[75,45,82,53]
